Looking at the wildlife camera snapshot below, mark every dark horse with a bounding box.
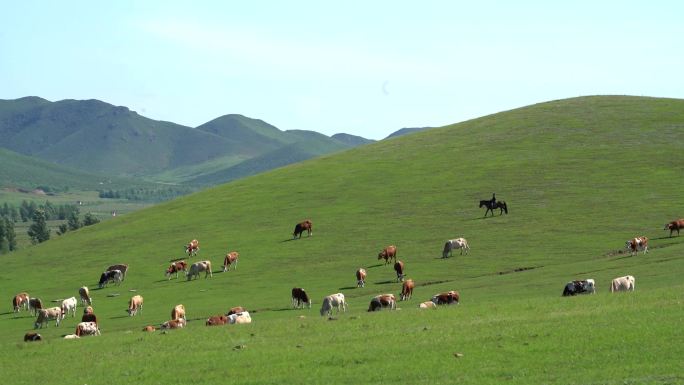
[293,219,313,239]
[479,200,508,217]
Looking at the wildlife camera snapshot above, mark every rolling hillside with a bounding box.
[1,96,682,384]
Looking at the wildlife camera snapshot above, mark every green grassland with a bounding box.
[1,96,683,384]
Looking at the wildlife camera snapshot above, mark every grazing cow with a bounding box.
[127,295,143,316]
[28,298,43,316]
[75,321,100,337]
[98,269,123,288]
[165,261,188,280]
[186,239,200,257]
[442,238,470,258]
[78,287,92,306]
[142,325,156,332]
[356,268,367,288]
[171,304,186,321]
[625,236,648,256]
[187,261,212,280]
[106,264,129,280]
[61,297,78,319]
[24,332,42,342]
[378,245,397,265]
[222,251,239,272]
[293,220,313,239]
[368,294,396,312]
[34,307,62,328]
[562,279,596,296]
[431,291,460,305]
[227,311,251,324]
[12,292,29,313]
[226,306,246,316]
[291,288,311,309]
[418,301,437,309]
[320,293,347,316]
[206,315,229,326]
[610,275,635,292]
[161,318,187,329]
[401,279,415,301]
[394,260,405,282]
[664,219,684,237]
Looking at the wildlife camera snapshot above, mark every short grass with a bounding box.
[0,96,683,384]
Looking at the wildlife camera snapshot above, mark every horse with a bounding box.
[479,200,508,216]
[293,220,313,239]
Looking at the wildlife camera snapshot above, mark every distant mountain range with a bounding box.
[0,97,433,187]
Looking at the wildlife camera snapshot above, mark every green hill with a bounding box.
[1,96,682,384]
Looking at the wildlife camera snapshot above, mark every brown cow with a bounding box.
[400,279,414,301]
[664,219,684,237]
[161,318,187,329]
[368,294,396,312]
[186,239,200,257]
[226,306,246,316]
[142,325,156,332]
[24,332,42,342]
[431,291,460,305]
[28,297,43,316]
[293,220,313,239]
[378,245,397,265]
[223,251,239,272]
[394,260,405,282]
[356,268,367,288]
[171,304,186,320]
[625,236,648,256]
[165,261,188,279]
[206,315,228,326]
[12,292,29,313]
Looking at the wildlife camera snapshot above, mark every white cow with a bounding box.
[127,295,144,316]
[227,311,252,324]
[610,275,635,292]
[61,297,78,319]
[75,321,100,336]
[419,301,437,309]
[35,307,62,328]
[442,238,470,258]
[320,293,347,316]
[187,261,213,280]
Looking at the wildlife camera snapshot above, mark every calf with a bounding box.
[127,295,143,316]
[75,321,100,337]
[206,315,229,326]
[222,251,239,272]
[368,294,396,312]
[320,293,347,316]
[187,261,212,280]
[378,245,397,265]
[291,288,311,309]
[625,236,648,256]
[78,286,92,306]
[12,292,29,313]
[28,297,43,316]
[228,311,251,324]
[356,268,367,288]
[171,304,186,321]
[34,307,62,328]
[610,275,635,292]
[161,318,187,329]
[431,291,460,305]
[24,332,42,342]
[394,260,405,282]
[61,297,78,319]
[664,219,684,237]
[400,279,415,301]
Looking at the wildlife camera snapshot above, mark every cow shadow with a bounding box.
[280,238,296,243]
[365,264,384,269]
[373,280,396,285]
[169,257,186,262]
[109,315,131,320]
[338,286,358,290]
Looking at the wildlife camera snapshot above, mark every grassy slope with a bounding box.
[1,96,683,384]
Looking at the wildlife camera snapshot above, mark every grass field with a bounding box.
[1,96,683,384]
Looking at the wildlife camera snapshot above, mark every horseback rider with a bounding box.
[490,193,496,207]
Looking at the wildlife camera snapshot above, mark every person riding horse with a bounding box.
[490,193,496,208]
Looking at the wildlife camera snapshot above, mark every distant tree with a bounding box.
[5,217,17,251]
[27,209,50,244]
[83,212,100,226]
[67,210,81,231]
[0,219,6,253]
[57,223,68,236]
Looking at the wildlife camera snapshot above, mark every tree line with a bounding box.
[0,200,81,222]
[98,187,193,202]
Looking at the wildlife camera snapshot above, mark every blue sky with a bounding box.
[1,1,682,139]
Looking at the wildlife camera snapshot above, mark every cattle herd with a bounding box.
[12,217,683,343]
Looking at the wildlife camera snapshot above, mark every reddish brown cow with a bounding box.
[206,315,228,326]
[378,245,397,265]
[432,290,460,305]
[223,251,239,272]
[12,292,29,313]
[394,260,405,282]
[664,219,684,237]
[161,319,186,329]
[186,239,200,256]
[293,220,313,239]
[625,236,648,256]
[165,261,188,280]
[142,325,156,332]
[401,279,415,301]
[356,268,367,288]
